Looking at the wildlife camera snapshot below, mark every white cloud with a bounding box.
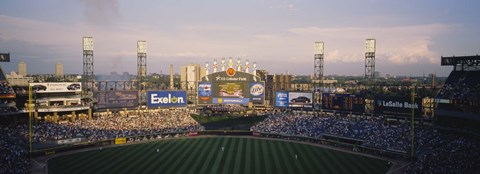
[0,14,458,75]
[286,24,458,65]
[381,39,438,64]
[0,15,256,73]
[78,0,120,26]
[326,50,363,63]
[174,51,209,58]
[183,25,245,32]
[266,0,299,11]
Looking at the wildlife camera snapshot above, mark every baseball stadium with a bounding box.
[1,2,480,173]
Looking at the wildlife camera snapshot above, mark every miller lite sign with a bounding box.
[250,82,264,97]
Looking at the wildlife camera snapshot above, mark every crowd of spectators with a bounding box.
[0,106,18,114]
[0,80,18,115]
[0,125,30,174]
[436,71,480,114]
[2,106,479,173]
[437,71,480,100]
[251,111,480,173]
[405,135,480,173]
[1,109,203,173]
[250,112,331,138]
[251,112,416,152]
[18,109,204,143]
[0,81,15,95]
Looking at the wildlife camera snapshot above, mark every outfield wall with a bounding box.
[32,130,408,159]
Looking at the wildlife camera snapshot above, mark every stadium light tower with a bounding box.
[314,42,324,113]
[137,40,147,105]
[82,37,94,95]
[365,39,376,91]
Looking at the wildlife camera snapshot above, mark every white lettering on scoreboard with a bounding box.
[381,101,419,109]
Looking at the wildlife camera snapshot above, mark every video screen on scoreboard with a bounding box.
[218,82,244,98]
[322,93,365,113]
[94,90,138,109]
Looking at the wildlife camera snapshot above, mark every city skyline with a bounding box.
[1,0,479,77]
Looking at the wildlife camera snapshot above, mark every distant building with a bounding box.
[290,83,313,91]
[150,73,161,79]
[311,79,338,86]
[6,71,33,86]
[260,74,293,107]
[180,64,206,90]
[273,74,292,91]
[255,69,268,82]
[55,62,64,76]
[374,71,380,78]
[18,61,27,76]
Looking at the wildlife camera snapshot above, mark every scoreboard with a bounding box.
[197,69,265,105]
[93,90,138,109]
[322,93,365,113]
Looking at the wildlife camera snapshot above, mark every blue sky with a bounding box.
[0,0,479,77]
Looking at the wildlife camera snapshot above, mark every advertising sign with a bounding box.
[115,138,127,145]
[0,93,15,99]
[198,82,212,104]
[275,92,289,107]
[147,91,187,107]
[29,82,81,93]
[212,98,249,104]
[57,138,83,145]
[250,82,265,105]
[288,92,313,108]
[94,90,138,109]
[375,96,422,117]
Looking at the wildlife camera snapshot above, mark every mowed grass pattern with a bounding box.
[48,137,391,174]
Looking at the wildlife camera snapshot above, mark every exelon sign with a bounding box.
[147,91,187,107]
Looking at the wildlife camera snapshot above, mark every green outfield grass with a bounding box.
[48,137,392,174]
[191,115,268,130]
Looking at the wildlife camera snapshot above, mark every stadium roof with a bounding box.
[441,55,480,71]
